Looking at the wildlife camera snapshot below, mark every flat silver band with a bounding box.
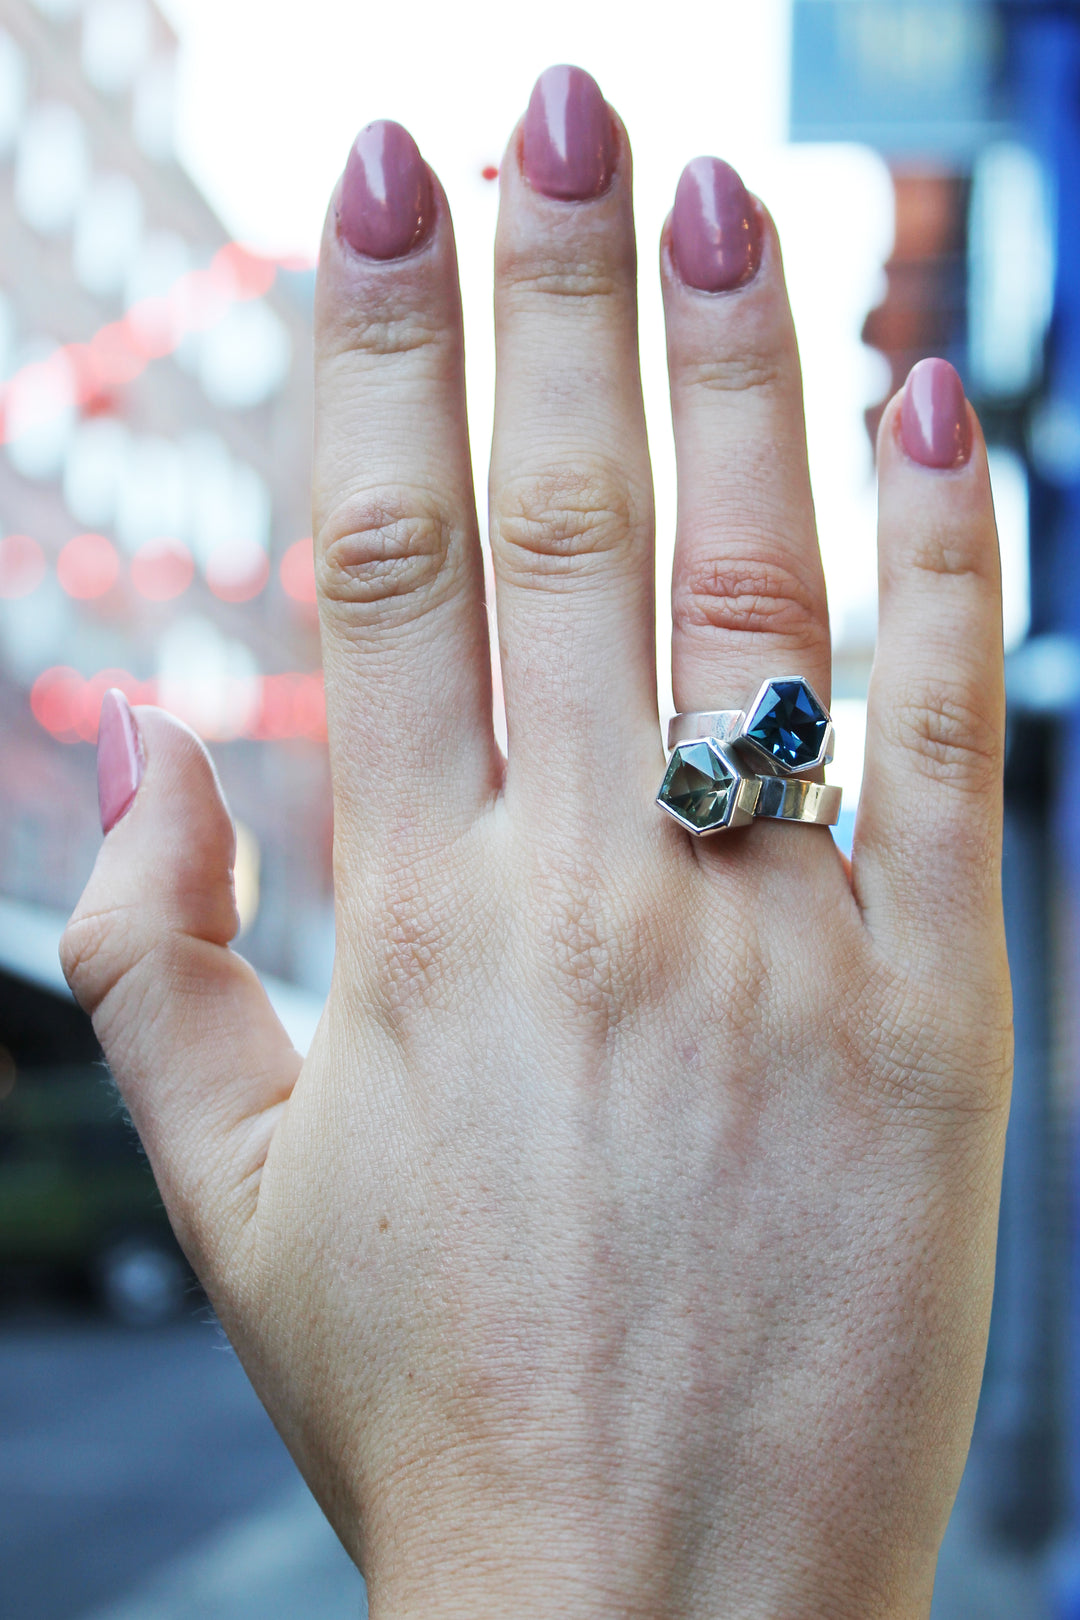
[667,710,744,750]
[752,777,842,826]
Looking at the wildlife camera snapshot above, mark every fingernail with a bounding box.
[522,64,615,201]
[900,358,973,469]
[671,157,762,293]
[98,689,143,835]
[338,120,433,260]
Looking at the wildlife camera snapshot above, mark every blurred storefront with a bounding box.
[793,4,1080,1614]
[0,0,332,992]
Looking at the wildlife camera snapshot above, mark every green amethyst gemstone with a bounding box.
[658,741,735,832]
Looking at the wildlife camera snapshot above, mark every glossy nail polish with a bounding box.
[97,688,143,834]
[900,358,972,469]
[522,65,615,201]
[339,120,433,260]
[671,157,762,292]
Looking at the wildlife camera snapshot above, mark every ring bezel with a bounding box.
[733,675,834,777]
[656,739,760,836]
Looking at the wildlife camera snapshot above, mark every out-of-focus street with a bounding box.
[0,1298,365,1620]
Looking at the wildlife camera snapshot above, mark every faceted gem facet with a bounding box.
[744,679,828,771]
[658,741,735,832]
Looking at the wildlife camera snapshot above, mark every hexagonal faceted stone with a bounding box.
[744,679,828,771]
[657,740,735,833]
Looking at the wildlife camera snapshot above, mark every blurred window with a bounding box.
[156,615,260,740]
[15,102,89,235]
[5,340,76,480]
[230,461,271,552]
[988,448,1031,652]
[115,435,186,555]
[968,142,1055,400]
[124,228,190,308]
[28,0,82,17]
[132,55,175,161]
[81,0,151,95]
[63,416,130,529]
[183,431,240,568]
[197,300,293,410]
[0,289,15,382]
[74,172,144,298]
[0,29,28,159]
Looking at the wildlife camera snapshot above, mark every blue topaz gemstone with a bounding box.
[744,679,829,772]
[657,740,736,833]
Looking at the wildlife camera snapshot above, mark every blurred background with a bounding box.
[0,0,1075,1614]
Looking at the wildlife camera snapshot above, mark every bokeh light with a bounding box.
[0,533,45,598]
[130,536,194,601]
[56,531,119,599]
[205,535,269,602]
[280,536,316,604]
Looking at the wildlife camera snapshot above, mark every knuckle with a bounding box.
[886,682,1003,794]
[675,350,788,399]
[673,552,823,646]
[316,489,463,619]
[492,465,639,583]
[60,904,156,1022]
[325,301,442,364]
[497,241,629,309]
[903,518,994,583]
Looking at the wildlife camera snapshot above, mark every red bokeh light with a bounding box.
[31,666,85,743]
[31,666,326,744]
[56,533,120,600]
[206,537,269,603]
[31,666,155,744]
[0,534,46,599]
[280,537,316,605]
[131,538,194,601]
[252,672,327,741]
[481,165,499,181]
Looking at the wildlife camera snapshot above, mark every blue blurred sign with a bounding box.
[791,0,1012,157]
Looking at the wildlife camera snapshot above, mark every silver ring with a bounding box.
[656,736,842,837]
[667,677,834,775]
[753,777,842,826]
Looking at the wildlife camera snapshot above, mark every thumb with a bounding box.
[61,690,304,1283]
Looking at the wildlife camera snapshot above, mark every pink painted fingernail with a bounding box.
[522,65,615,201]
[97,689,143,835]
[900,358,973,469]
[338,120,433,260]
[671,157,762,293]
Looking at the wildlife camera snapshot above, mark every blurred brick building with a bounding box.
[0,0,332,990]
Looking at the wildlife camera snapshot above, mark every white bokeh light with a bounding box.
[197,299,292,410]
[125,228,191,308]
[63,417,131,528]
[0,291,16,382]
[15,103,90,236]
[157,614,261,739]
[115,434,187,553]
[133,55,177,160]
[82,0,153,95]
[74,172,145,297]
[0,29,28,159]
[5,341,77,481]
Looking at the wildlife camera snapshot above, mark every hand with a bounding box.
[62,67,1011,1620]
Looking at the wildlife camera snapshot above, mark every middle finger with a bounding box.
[489,67,660,821]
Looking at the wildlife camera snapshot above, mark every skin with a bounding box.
[61,91,1010,1620]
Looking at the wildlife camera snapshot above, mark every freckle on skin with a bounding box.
[378,1216,389,1233]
